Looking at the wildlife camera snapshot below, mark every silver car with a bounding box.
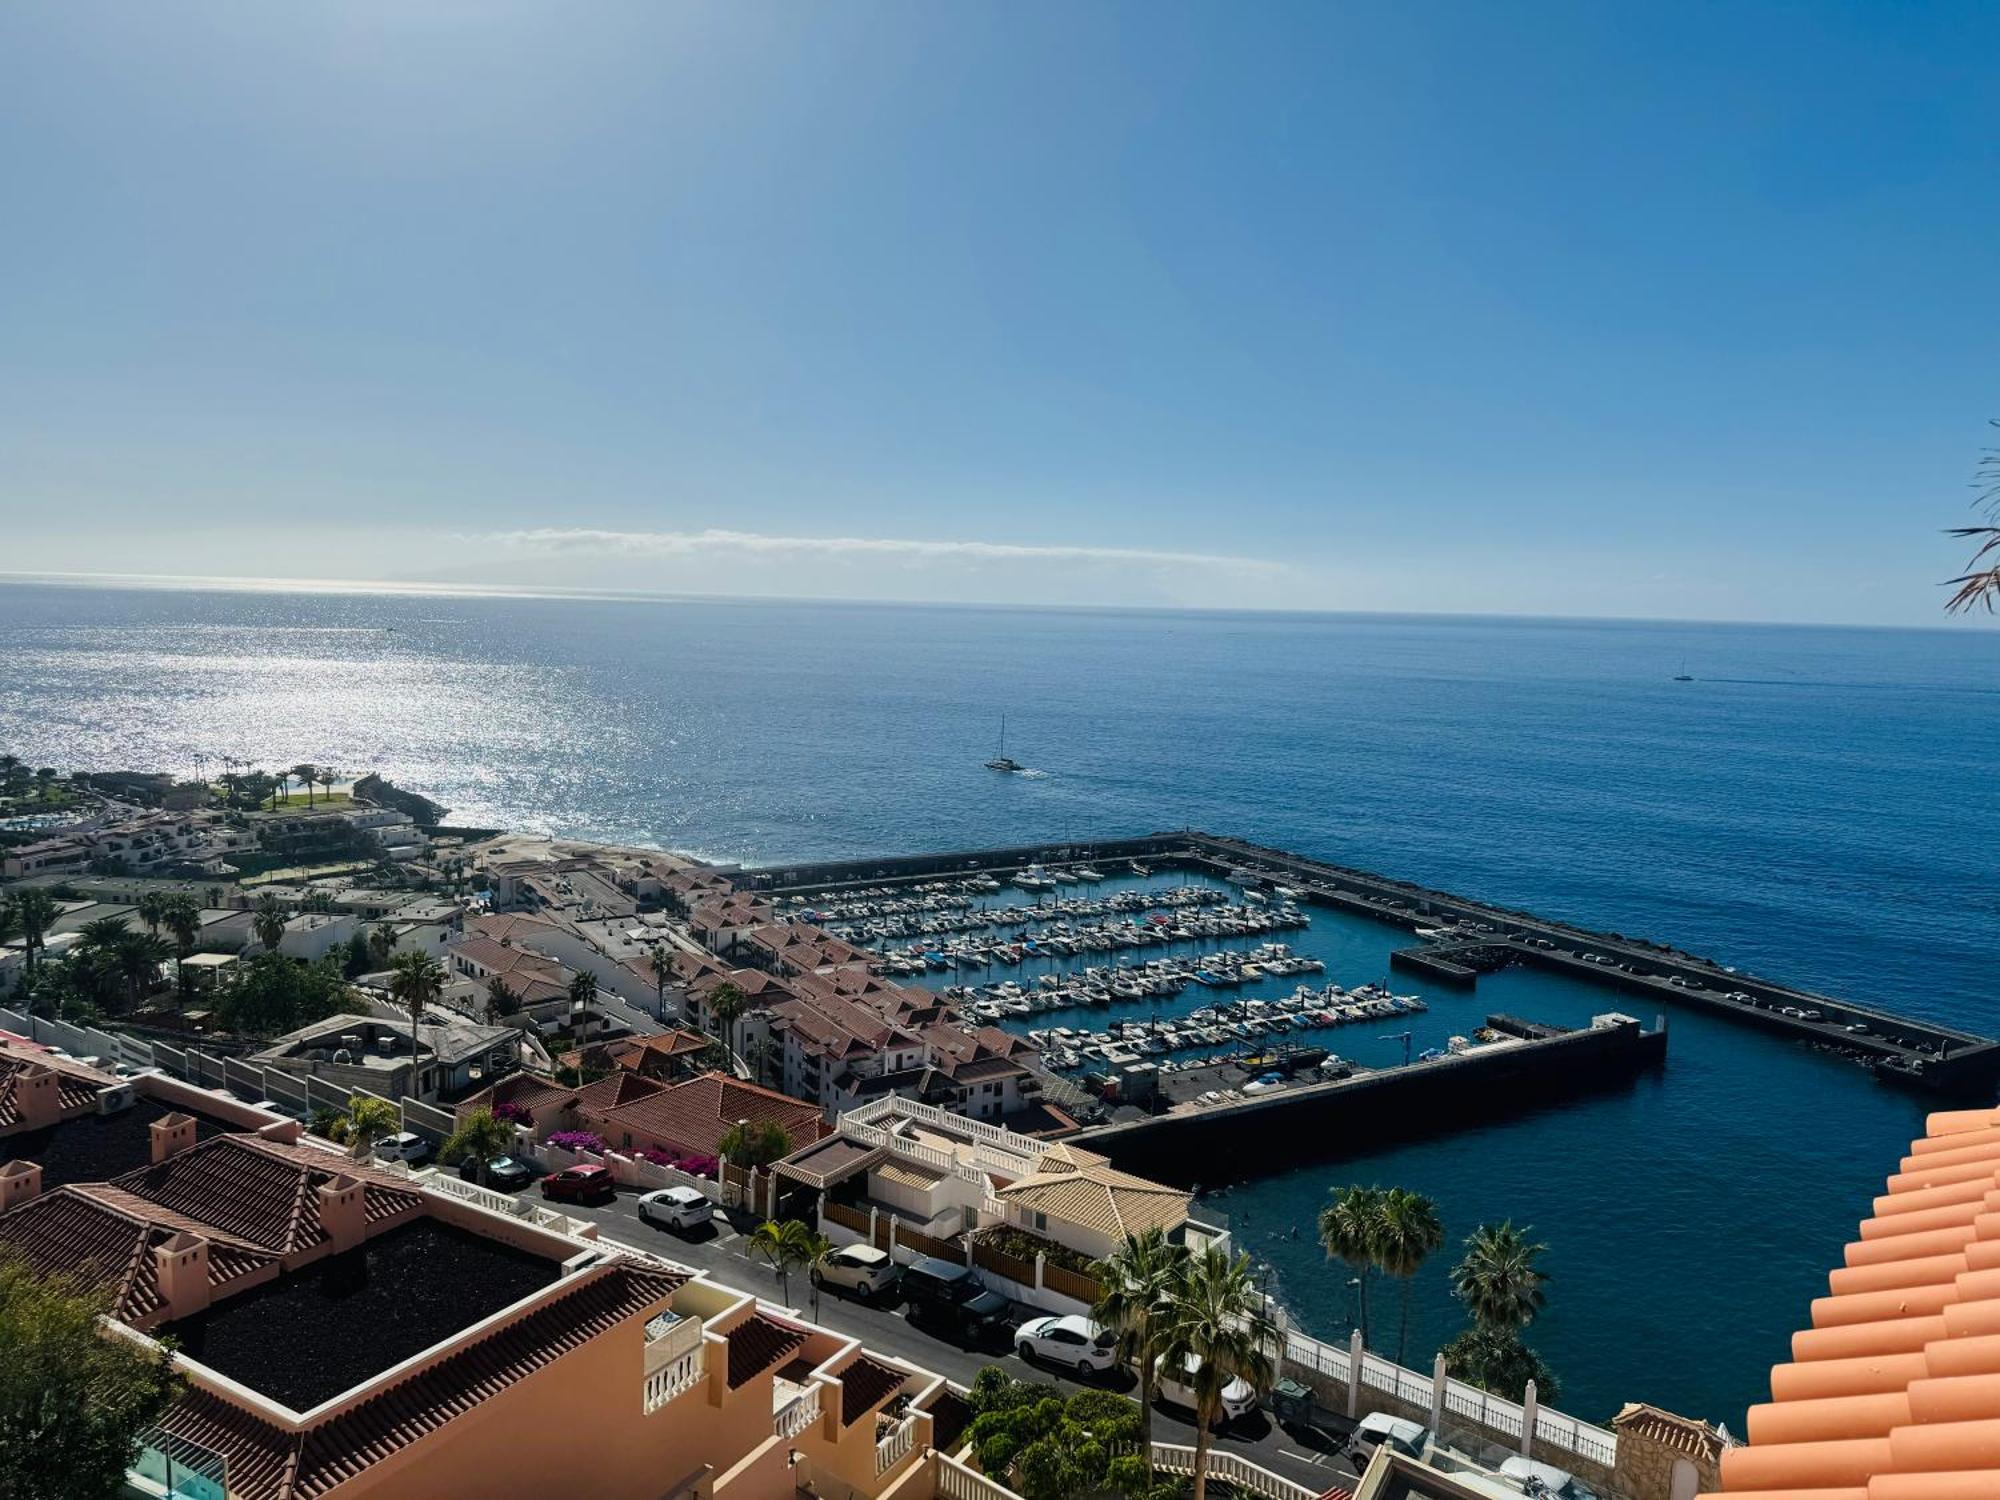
[637,1185,713,1231]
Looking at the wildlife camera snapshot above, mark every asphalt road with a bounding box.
[532,1182,1363,1496]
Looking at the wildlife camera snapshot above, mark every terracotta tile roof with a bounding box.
[0,1184,276,1323]
[595,1072,826,1160]
[481,1072,579,1117]
[773,1134,882,1188]
[577,1071,666,1113]
[0,1051,106,1128]
[111,1135,421,1256]
[726,1311,808,1388]
[1714,1101,2000,1500]
[147,1259,688,1500]
[839,1352,907,1425]
[992,1160,1189,1240]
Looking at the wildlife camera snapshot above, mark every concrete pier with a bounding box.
[1073,1012,1668,1186]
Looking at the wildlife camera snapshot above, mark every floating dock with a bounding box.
[740,830,2000,1097]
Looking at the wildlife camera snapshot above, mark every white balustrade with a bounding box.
[935,1454,1022,1500]
[775,1384,821,1440]
[875,1413,918,1475]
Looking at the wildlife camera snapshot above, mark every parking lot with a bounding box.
[506,1174,1363,1494]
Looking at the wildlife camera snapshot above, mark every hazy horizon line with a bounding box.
[0,568,1991,637]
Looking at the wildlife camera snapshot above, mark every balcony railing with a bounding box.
[876,1412,918,1476]
[133,1429,228,1500]
[775,1384,822,1440]
[643,1313,706,1412]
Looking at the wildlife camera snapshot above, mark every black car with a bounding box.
[462,1155,536,1192]
[900,1255,1011,1344]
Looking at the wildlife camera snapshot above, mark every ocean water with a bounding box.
[1,578,1997,1426]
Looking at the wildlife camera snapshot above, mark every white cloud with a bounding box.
[479,526,1285,574]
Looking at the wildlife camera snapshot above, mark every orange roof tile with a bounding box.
[1714,1103,2000,1500]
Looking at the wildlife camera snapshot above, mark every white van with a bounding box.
[1349,1411,1429,1461]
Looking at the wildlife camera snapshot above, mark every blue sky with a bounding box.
[2,2,1997,624]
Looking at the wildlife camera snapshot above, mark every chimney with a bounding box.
[150,1112,197,1164]
[13,1065,61,1129]
[153,1231,212,1318]
[318,1173,366,1253]
[0,1160,42,1212]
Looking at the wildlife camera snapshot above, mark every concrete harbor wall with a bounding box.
[1073,1014,1668,1185]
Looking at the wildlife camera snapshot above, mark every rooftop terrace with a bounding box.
[166,1217,565,1411]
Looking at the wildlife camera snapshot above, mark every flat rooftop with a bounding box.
[8,1103,244,1190]
[167,1217,565,1411]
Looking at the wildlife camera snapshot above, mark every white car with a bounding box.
[372,1132,432,1166]
[1350,1411,1429,1460]
[813,1244,901,1300]
[1014,1314,1118,1373]
[1154,1352,1258,1423]
[636,1186,713,1231]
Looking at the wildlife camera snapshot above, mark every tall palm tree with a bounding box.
[115,930,173,1015]
[442,1107,515,1186]
[288,763,318,808]
[1091,1226,1190,1484]
[1159,1246,1277,1500]
[163,895,202,1020]
[1318,1183,1388,1347]
[644,942,672,1016]
[801,1228,834,1322]
[136,890,169,937]
[707,981,747,1072]
[252,894,287,953]
[1376,1188,1446,1364]
[341,1095,400,1161]
[568,970,599,1041]
[33,768,55,802]
[1450,1221,1551,1332]
[367,924,398,968]
[747,1219,816,1305]
[389,950,446,1092]
[11,889,57,982]
[316,768,338,804]
[75,914,134,954]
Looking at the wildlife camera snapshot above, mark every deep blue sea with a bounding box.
[2,579,1996,1427]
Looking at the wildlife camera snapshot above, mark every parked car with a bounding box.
[636,1185,713,1231]
[372,1132,432,1166]
[812,1244,901,1301]
[1154,1351,1259,1424]
[1497,1456,1597,1500]
[899,1255,1011,1344]
[540,1164,616,1205]
[462,1155,536,1192]
[1349,1412,1429,1461]
[1014,1313,1118,1373]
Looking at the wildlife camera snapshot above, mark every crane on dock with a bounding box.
[1378,1030,1412,1066]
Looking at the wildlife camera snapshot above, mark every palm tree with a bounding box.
[288,763,318,808]
[1318,1184,1387,1347]
[644,942,672,1017]
[252,893,287,953]
[341,1095,400,1161]
[1948,428,2000,611]
[1159,1246,1277,1500]
[1450,1221,1550,1332]
[1091,1226,1190,1484]
[389,951,446,1092]
[33,768,55,802]
[801,1228,834,1321]
[136,890,169,937]
[367,924,398,968]
[747,1219,816,1305]
[316,768,338,804]
[484,974,516,1023]
[76,914,134,954]
[707,981,747,1072]
[163,895,202,1020]
[115,930,172,1015]
[568,970,599,1042]
[1376,1188,1446,1365]
[441,1108,515,1186]
[11,889,57,982]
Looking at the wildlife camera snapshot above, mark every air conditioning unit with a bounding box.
[377,1036,396,1056]
[97,1084,135,1115]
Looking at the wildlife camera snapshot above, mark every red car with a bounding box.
[540,1165,616,1206]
